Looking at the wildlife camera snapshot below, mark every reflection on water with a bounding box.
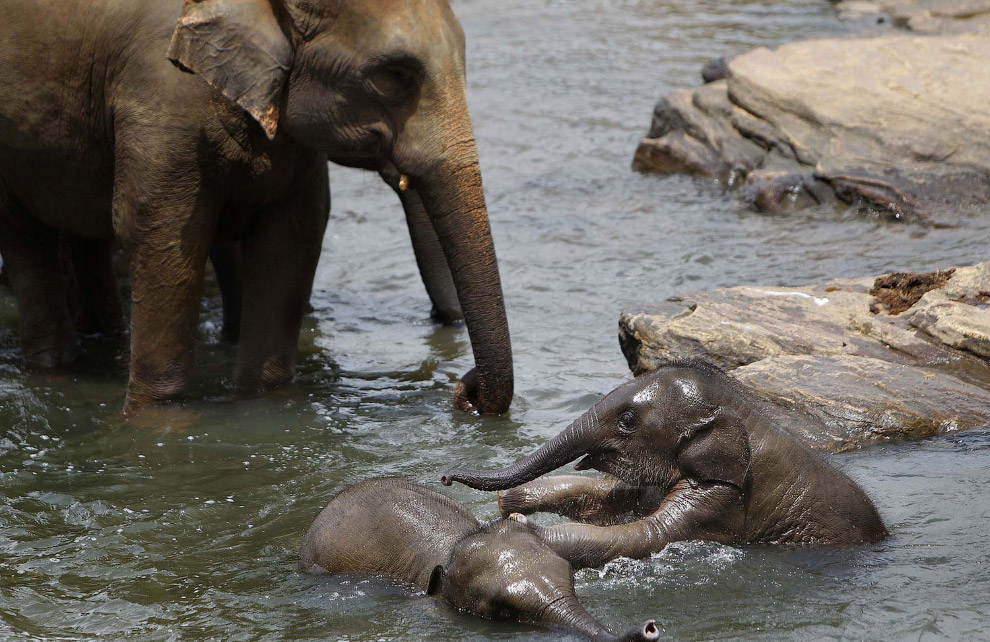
[2,1,990,640]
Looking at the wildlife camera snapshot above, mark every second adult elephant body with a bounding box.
[0,0,513,414]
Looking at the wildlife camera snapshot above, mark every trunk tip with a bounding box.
[615,619,662,642]
[643,620,659,640]
[440,473,454,486]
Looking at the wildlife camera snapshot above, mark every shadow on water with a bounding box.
[2,0,990,640]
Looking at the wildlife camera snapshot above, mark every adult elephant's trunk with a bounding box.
[410,117,513,415]
[397,189,463,325]
[442,396,611,490]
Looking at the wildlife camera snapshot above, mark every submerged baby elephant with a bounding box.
[300,478,659,641]
[443,362,888,569]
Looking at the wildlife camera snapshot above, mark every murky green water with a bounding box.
[2,1,990,640]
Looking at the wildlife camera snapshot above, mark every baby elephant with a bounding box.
[443,362,888,569]
[300,478,659,642]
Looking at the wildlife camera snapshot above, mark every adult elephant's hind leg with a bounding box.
[0,190,79,369]
[209,241,243,343]
[235,166,328,394]
[68,236,125,338]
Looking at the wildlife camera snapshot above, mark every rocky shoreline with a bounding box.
[619,263,990,451]
[832,0,990,33]
[626,0,990,449]
[632,34,990,221]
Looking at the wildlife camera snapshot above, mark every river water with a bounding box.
[2,1,989,640]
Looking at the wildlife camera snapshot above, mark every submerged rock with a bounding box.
[619,263,990,451]
[633,35,990,221]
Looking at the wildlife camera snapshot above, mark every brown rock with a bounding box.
[633,35,990,222]
[619,262,990,451]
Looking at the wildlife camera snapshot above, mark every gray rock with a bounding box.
[700,56,731,83]
[619,263,990,451]
[633,35,990,221]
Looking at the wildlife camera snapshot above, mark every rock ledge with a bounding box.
[633,35,990,221]
[619,262,990,451]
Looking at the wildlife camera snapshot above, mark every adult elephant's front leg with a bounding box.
[536,481,745,569]
[398,189,462,325]
[234,167,329,393]
[120,200,214,414]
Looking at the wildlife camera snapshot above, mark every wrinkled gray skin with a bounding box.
[300,478,660,642]
[443,363,888,569]
[0,0,510,414]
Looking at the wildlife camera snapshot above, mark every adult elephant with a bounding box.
[0,0,512,414]
[443,362,887,568]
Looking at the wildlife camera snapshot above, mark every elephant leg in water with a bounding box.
[209,242,244,343]
[0,192,79,369]
[300,478,658,642]
[525,481,745,570]
[499,474,743,570]
[64,236,125,339]
[399,188,463,324]
[497,476,738,569]
[497,474,668,527]
[2,230,126,367]
[209,184,463,346]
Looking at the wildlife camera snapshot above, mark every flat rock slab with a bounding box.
[633,35,990,221]
[619,263,990,451]
[832,0,990,33]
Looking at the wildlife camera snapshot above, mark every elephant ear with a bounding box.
[426,565,445,596]
[675,410,750,490]
[167,0,293,139]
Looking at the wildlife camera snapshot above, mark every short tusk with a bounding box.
[507,513,528,525]
[399,174,409,191]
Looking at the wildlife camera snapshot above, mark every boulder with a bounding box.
[619,263,990,451]
[832,0,990,33]
[633,35,990,221]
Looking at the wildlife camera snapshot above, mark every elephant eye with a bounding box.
[367,57,422,104]
[492,601,519,620]
[617,409,637,434]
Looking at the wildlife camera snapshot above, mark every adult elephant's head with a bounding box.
[442,363,751,491]
[167,0,513,414]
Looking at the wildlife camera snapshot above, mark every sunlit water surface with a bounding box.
[2,1,989,640]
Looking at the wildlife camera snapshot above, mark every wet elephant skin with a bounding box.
[444,362,888,569]
[0,0,513,415]
[300,478,660,642]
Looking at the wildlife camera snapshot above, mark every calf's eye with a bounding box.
[617,410,637,434]
[493,601,519,620]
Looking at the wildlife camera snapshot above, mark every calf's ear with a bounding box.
[167,0,293,139]
[675,410,750,490]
